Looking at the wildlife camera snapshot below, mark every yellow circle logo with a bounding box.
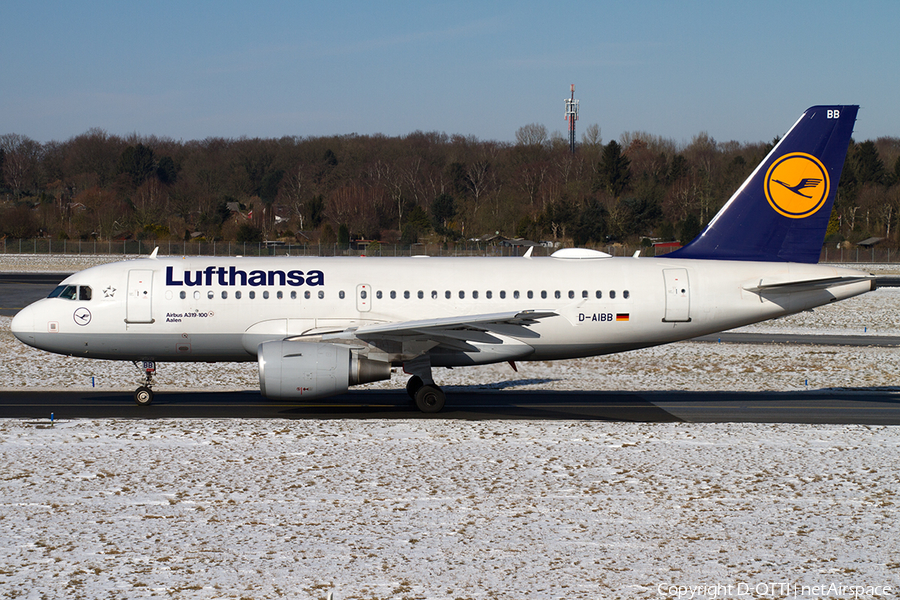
[764,152,830,219]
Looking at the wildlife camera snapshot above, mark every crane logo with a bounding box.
[764,152,830,219]
[73,307,92,326]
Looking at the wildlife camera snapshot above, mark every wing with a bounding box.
[313,309,558,352]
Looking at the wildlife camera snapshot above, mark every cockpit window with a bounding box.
[49,285,89,300]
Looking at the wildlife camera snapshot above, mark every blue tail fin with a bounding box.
[666,105,858,263]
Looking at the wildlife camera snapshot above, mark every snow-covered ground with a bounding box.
[1,421,898,599]
[2,255,900,599]
[0,253,127,272]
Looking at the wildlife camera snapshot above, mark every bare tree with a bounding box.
[516,161,548,206]
[0,133,42,196]
[465,160,492,215]
[581,124,601,149]
[515,123,548,147]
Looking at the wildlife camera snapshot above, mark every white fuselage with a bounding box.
[11,254,873,366]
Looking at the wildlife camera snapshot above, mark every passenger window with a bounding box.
[500,291,506,299]
[486,291,492,299]
[235,291,242,299]
[459,291,465,299]
[376,291,383,299]
[79,286,92,301]
[361,290,367,299]
[208,290,214,299]
[339,291,345,299]
[318,291,324,299]
[445,291,451,299]
[418,291,424,299]
[596,290,602,299]
[541,291,547,299]
[249,291,256,299]
[305,291,311,299]
[404,291,410,299]
[472,291,479,299]
[180,291,187,300]
[554,291,560,299]
[277,291,283,299]
[514,290,520,299]
[431,290,438,299]
[568,291,574,299]
[221,291,228,299]
[623,290,630,299]
[527,291,533,299]
[610,291,616,299]
[582,290,588,299]
[263,291,269,299]
[194,291,201,300]
[290,291,297,299]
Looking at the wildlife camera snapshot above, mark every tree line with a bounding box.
[1,124,899,248]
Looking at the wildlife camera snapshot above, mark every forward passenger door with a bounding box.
[126,270,154,324]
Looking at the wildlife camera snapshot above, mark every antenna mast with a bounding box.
[565,84,579,154]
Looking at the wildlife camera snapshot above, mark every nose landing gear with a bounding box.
[132,361,156,406]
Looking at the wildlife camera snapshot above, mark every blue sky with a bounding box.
[2,1,899,145]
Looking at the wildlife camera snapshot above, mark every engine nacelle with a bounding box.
[257,340,391,400]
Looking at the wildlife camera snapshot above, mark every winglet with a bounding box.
[666,106,858,263]
[149,246,159,259]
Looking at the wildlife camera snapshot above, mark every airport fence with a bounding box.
[0,238,558,258]
[0,237,897,263]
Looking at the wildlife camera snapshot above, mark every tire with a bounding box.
[414,385,445,414]
[134,386,154,406]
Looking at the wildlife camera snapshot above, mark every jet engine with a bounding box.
[257,340,391,400]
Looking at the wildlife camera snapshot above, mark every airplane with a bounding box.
[11,105,875,413]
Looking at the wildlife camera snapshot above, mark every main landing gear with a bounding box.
[406,376,446,413]
[404,356,446,413]
[132,361,156,406]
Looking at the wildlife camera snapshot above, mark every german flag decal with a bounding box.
[616,313,630,322]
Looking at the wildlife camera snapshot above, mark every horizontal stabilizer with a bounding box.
[744,275,875,294]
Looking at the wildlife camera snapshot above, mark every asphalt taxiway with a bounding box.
[2,388,900,424]
[0,272,72,316]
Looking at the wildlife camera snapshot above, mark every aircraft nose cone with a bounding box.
[10,305,35,344]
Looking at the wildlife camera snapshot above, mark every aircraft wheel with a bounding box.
[415,385,445,414]
[406,375,424,399]
[134,386,154,406]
